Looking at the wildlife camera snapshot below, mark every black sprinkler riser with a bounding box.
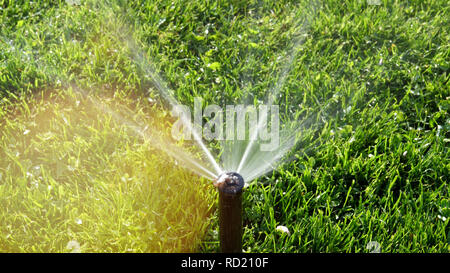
[216,172,244,253]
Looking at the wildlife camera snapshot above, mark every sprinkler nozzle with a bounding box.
[215,172,244,253]
[214,172,244,194]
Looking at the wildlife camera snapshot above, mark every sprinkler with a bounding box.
[214,172,244,253]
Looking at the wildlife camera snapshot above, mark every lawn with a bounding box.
[0,0,449,253]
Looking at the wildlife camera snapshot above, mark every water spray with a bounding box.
[214,172,244,253]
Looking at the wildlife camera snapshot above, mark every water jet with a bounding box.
[214,172,244,253]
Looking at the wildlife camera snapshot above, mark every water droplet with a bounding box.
[66,240,81,253]
[276,225,290,235]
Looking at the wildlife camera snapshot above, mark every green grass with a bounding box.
[1,0,449,252]
[0,88,215,252]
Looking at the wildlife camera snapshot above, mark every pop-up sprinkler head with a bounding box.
[214,172,244,253]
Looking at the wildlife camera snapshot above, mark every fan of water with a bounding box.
[30,0,325,186]
[105,1,322,185]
